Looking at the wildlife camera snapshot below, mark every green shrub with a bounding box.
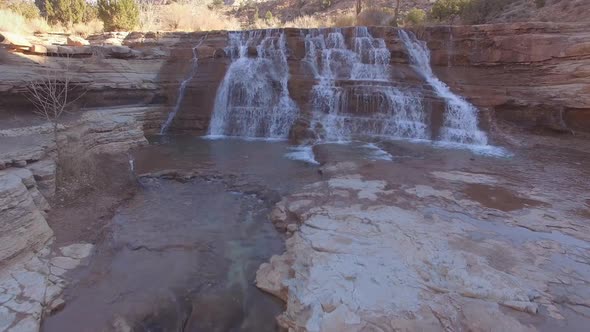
[535,0,545,8]
[44,0,87,25]
[405,8,426,26]
[97,0,139,31]
[83,3,98,22]
[430,0,469,22]
[264,10,273,22]
[320,0,331,10]
[5,0,41,20]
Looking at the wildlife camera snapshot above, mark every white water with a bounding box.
[363,143,394,161]
[304,27,429,142]
[160,35,208,134]
[398,30,488,145]
[285,145,319,164]
[208,29,299,138]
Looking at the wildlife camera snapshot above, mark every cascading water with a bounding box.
[304,27,429,142]
[161,35,208,134]
[208,29,299,139]
[398,29,488,145]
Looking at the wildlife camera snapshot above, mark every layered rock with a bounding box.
[414,22,590,133]
[2,23,589,137]
[0,171,52,262]
[256,158,590,331]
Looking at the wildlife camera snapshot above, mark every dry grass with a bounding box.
[0,9,101,36]
[284,15,330,28]
[357,7,394,26]
[332,12,357,27]
[70,19,104,37]
[0,9,50,34]
[141,1,240,31]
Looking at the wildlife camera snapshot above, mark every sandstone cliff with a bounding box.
[1,23,589,138]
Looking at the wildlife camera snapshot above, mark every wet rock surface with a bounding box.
[256,138,590,331]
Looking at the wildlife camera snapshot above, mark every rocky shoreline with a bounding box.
[255,141,590,331]
[0,22,589,332]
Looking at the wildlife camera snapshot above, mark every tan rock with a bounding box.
[28,44,47,55]
[67,35,90,46]
[0,31,31,48]
[0,174,53,262]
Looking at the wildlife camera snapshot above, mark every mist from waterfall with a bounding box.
[208,29,299,139]
[398,29,488,145]
[161,35,208,135]
[304,27,429,142]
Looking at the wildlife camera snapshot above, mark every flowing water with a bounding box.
[304,27,429,141]
[42,137,323,332]
[398,29,488,145]
[160,35,208,134]
[208,30,299,138]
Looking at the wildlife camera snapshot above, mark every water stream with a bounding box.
[208,30,299,138]
[398,29,488,145]
[304,27,429,141]
[160,34,208,134]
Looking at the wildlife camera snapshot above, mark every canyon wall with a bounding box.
[2,22,589,140]
[164,23,590,137]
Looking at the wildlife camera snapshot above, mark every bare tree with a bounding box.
[356,0,362,16]
[26,55,87,160]
[392,0,402,27]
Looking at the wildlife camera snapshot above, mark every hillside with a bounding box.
[229,0,590,27]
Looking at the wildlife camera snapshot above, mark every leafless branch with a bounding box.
[25,54,88,158]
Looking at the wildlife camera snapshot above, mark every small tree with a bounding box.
[430,0,469,23]
[6,0,41,20]
[97,0,139,31]
[264,10,273,22]
[43,0,88,25]
[405,8,426,26]
[25,56,87,160]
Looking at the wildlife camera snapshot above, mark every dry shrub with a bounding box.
[29,17,51,33]
[0,9,31,34]
[0,8,55,34]
[252,14,282,29]
[71,19,104,37]
[138,1,160,31]
[357,7,394,26]
[332,12,357,27]
[158,1,240,31]
[284,15,327,28]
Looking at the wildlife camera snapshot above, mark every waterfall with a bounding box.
[208,29,299,139]
[160,34,208,135]
[398,29,488,145]
[304,27,429,142]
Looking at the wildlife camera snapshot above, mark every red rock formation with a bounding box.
[1,23,588,137]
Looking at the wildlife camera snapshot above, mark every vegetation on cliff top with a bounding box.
[0,0,588,36]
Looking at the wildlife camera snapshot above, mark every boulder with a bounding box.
[103,37,123,46]
[28,44,48,55]
[56,45,93,57]
[26,159,56,201]
[0,31,31,48]
[66,35,90,46]
[0,174,52,262]
[107,45,139,59]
